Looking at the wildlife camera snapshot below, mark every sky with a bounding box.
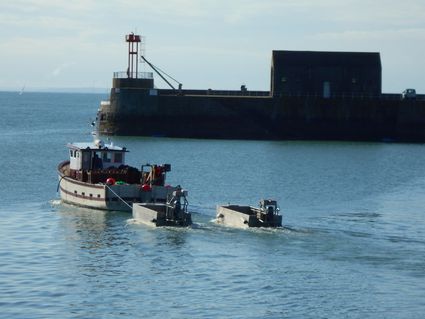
[0,0,424,93]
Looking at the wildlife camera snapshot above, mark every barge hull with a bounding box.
[216,205,282,228]
[132,203,192,227]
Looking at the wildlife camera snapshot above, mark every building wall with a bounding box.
[271,51,382,97]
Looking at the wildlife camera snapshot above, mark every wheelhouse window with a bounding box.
[102,152,112,163]
[69,150,79,158]
[114,152,123,163]
[81,151,91,170]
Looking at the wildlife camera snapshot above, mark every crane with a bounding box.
[140,55,182,91]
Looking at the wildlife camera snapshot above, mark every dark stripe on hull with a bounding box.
[59,186,105,202]
[59,186,134,212]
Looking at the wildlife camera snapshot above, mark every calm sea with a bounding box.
[0,91,425,318]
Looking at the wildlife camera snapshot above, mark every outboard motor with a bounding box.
[266,205,274,221]
[258,199,279,223]
[166,187,188,222]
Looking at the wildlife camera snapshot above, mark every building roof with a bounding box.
[272,50,381,68]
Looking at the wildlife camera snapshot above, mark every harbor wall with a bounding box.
[98,88,425,142]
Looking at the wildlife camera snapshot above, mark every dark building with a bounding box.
[271,50,382,98]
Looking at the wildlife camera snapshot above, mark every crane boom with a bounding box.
[141,56,180,90]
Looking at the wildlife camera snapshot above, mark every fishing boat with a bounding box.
[57,138,183,212]
[216,199,282,228]
[132,187,192,227]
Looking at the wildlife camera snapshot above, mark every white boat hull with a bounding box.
[58,162,173,212]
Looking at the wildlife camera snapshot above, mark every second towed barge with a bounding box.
[216,200,282,229]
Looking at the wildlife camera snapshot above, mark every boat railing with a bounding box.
[57,160,70,175]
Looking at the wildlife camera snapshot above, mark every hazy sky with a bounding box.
[0,0,424,93]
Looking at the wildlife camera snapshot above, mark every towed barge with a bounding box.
[132,187,192,227]
[216,200,282,229]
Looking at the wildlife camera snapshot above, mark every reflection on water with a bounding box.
[57,203,114,247]
[55,203,132,280]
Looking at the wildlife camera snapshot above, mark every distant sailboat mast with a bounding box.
[19,85,25,95]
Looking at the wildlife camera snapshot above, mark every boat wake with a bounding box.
[49,199,62,207]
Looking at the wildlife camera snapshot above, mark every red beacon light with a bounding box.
[126,33,141,42]
[106,177,116,185]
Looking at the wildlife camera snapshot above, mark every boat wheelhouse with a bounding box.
[58,139,177,212]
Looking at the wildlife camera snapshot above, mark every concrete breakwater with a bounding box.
[97,34,425,142]
[97,89,425,142]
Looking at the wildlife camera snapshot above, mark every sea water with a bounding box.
[0,91,424,318]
